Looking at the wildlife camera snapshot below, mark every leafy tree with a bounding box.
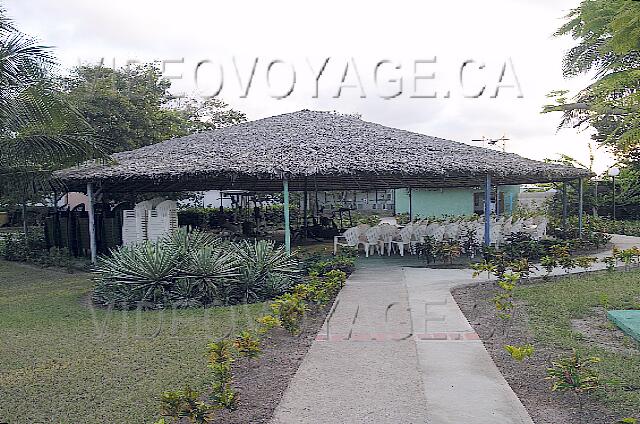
[169,97,246,135]
[0,8,100,178]
[60,64,246,153]
[0,7,102,232]
[544,0,640,163]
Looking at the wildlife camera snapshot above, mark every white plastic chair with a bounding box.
[431,225,446,242]
[413,224,429,243]
[490,223,503,247]
[379,217,398,226]
[502,218,513,237]
[334,227,360,255]
[443,223,460,241]
[356,224,370,237]
[391,225,413,256]
[424,222,439,237]
[377,223,397,256]
[474,222,485,245]
[363,226,382,257]
[510,218,524,234]
[391,226,413,256]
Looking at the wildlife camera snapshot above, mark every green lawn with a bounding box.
[517,270,640,414]
[0,261,266,423]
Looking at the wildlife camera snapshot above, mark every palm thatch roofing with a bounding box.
[56,110,591,193]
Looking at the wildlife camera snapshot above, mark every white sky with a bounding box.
[4,0,615,174]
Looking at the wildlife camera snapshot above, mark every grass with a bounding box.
[516,269,640,414]
[0,260,267,423]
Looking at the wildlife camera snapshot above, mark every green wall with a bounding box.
[394,186,520,218]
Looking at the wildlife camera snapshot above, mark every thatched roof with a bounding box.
[56,110,591,193]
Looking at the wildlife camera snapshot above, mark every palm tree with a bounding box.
[0,8,103,235]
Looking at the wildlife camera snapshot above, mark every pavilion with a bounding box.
[55,110,592,263]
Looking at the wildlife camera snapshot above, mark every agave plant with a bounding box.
[162,228,221,260]
[92,233,300,308]
[179,244,241,304]
[93,241,182,308]
[235,240,299,303]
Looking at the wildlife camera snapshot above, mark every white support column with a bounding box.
[87,182,97,264]
[283,177,291,255]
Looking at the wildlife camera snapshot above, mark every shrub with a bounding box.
[256,315,281,333]
[471,259,496,279]
[292,269,346,306]
[304,251,356,275]
[540,255,557,275]
[546,350,601,423]
[482,247,510,279]
[0,229,47,262]
[616,246,640,270]
[206,339,237,410]
[158,385,217,424]
[353,213,381,226]
[504,344,534,361]
[270,293,307,335]
[508,258,536,279]
[603,255,617,271]
[233,330,261,359]
[493,272,520,335]
[575,256,598,271]
[503,232,544,261]
[209,361,237,409]
[434,240,462,264]
[206,339,235,365]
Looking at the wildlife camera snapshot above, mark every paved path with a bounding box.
[271,235,640,424]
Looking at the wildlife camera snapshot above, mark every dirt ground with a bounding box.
[452,279,624,424]
[215,304,330,423]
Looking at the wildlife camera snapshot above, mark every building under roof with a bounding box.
[55,110,591,261]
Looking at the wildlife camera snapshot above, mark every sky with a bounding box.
[4,0,615,174]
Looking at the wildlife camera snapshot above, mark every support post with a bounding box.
[562,181,568,229]
[302,177,308,238]
[408,187,413,222]
[87,182,97,264]
[392,189,396,215]
[283,177,291,255]
[508,192,513,215]
[578,178,584,239]
[484,174,491,246]
[612,175,617,221]
[593,180,599,217]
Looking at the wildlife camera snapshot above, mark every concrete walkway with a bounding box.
[271,235,640,424]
